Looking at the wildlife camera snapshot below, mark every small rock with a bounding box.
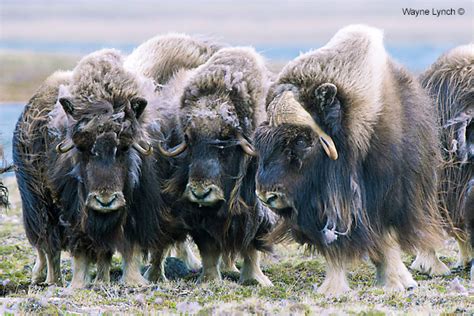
[448,277,467,294]
[176,301,201,314]
[135,294,146,306]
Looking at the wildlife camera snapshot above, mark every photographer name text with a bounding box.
[402,7,465,17]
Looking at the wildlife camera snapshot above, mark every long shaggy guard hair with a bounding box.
[155,47,275,285]
[420,44,473,270]
[420,44,473,236]
[13,48,182,285]
[255,24,444,269]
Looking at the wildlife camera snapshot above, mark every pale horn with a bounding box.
[268,91,338,160]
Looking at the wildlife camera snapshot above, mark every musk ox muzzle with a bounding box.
[256,188,292,211]
[184,181,225,206]
[85,191,126,213]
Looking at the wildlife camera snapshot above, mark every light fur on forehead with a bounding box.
[183,46,270,134]
[279,24,387,154]
[69,49,155,109]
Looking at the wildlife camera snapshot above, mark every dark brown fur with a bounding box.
[420,44,473,274]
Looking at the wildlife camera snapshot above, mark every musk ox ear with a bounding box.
[130,97,148,119]
[315,83,337,109]
[314,83,342,132]
[59,97,74,116]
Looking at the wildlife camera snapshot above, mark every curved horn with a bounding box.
[157,140,187,157]
[132,141,154,156]
[56,139,75,154]
[268,91,338,160]
[237,134,257,157]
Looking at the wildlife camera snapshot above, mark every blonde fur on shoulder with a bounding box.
[279,24,388,154]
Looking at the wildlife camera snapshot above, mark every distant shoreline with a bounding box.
[0,102,24,105]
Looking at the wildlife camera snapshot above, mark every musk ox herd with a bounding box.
[2,25,472,295]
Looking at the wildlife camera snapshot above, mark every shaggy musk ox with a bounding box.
[13,49,177,287]
[124,33,223,275]
[153,47,275,285]
[418,44,473,282]
[254,25,445,295]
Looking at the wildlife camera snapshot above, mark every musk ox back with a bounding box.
[13,49,172,287]
[419,44,473,280]
[254,25,444,295]
[125,33,222,85]
[157,47,275,286]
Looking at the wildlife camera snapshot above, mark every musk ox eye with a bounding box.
[295,139,307,149]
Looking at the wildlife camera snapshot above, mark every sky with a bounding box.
[1,0,472,47]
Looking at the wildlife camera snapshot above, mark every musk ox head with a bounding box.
[255,88,340,214]
[50,49,154,214]
[160,47,266,209]
[255,25,387,243]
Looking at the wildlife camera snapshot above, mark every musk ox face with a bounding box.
[255,124,316,214]
[255,85,341,218]
[160,94,256,208]
[55,96,150,213]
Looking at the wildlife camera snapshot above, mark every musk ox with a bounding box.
[254,25,445,295]
[417,44,473,281]
[13,49,180,287]
[151,47,275,285]
[125,33,223,275]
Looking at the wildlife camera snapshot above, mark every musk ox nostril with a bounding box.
[94,194,117,207]
[191,187,212,200]
[265,193,278,205]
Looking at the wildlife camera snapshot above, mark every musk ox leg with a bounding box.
[70,253,91,288]
[239,248,272,286]
[175,239,201,271]
[410,249,451,276]
[145,247,170,282]
[121,245,148,286]
[31,248,46,285]
[45,250,62,285]
[316,261,350,296]
[373,239,417,291]
[454,237,472,269]
[221,252,239,273]
[196,241,222,283]
[95,251,112,284]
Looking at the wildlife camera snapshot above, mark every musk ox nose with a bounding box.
[190,186,212,200]
[86,191,126,212]
[185,182,224,206]
[256,189,290,210]
[95,194,118,207]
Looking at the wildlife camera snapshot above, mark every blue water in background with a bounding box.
[0,39,455,73]
[0,104,23,166]
[0,40,456,171]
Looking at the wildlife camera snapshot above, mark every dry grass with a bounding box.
[0,177,472,315]
[0,51,79,102]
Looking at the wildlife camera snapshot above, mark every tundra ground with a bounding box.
[0,177,472,314]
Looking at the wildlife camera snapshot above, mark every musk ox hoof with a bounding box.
[239,272,273,287]
[69,278,88,289]
[316,279,350,296]
[122,274,149,287]
[31,273,46,285]
[197,271,222,283]
[144,265,168,283]
[410,255,451,276]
